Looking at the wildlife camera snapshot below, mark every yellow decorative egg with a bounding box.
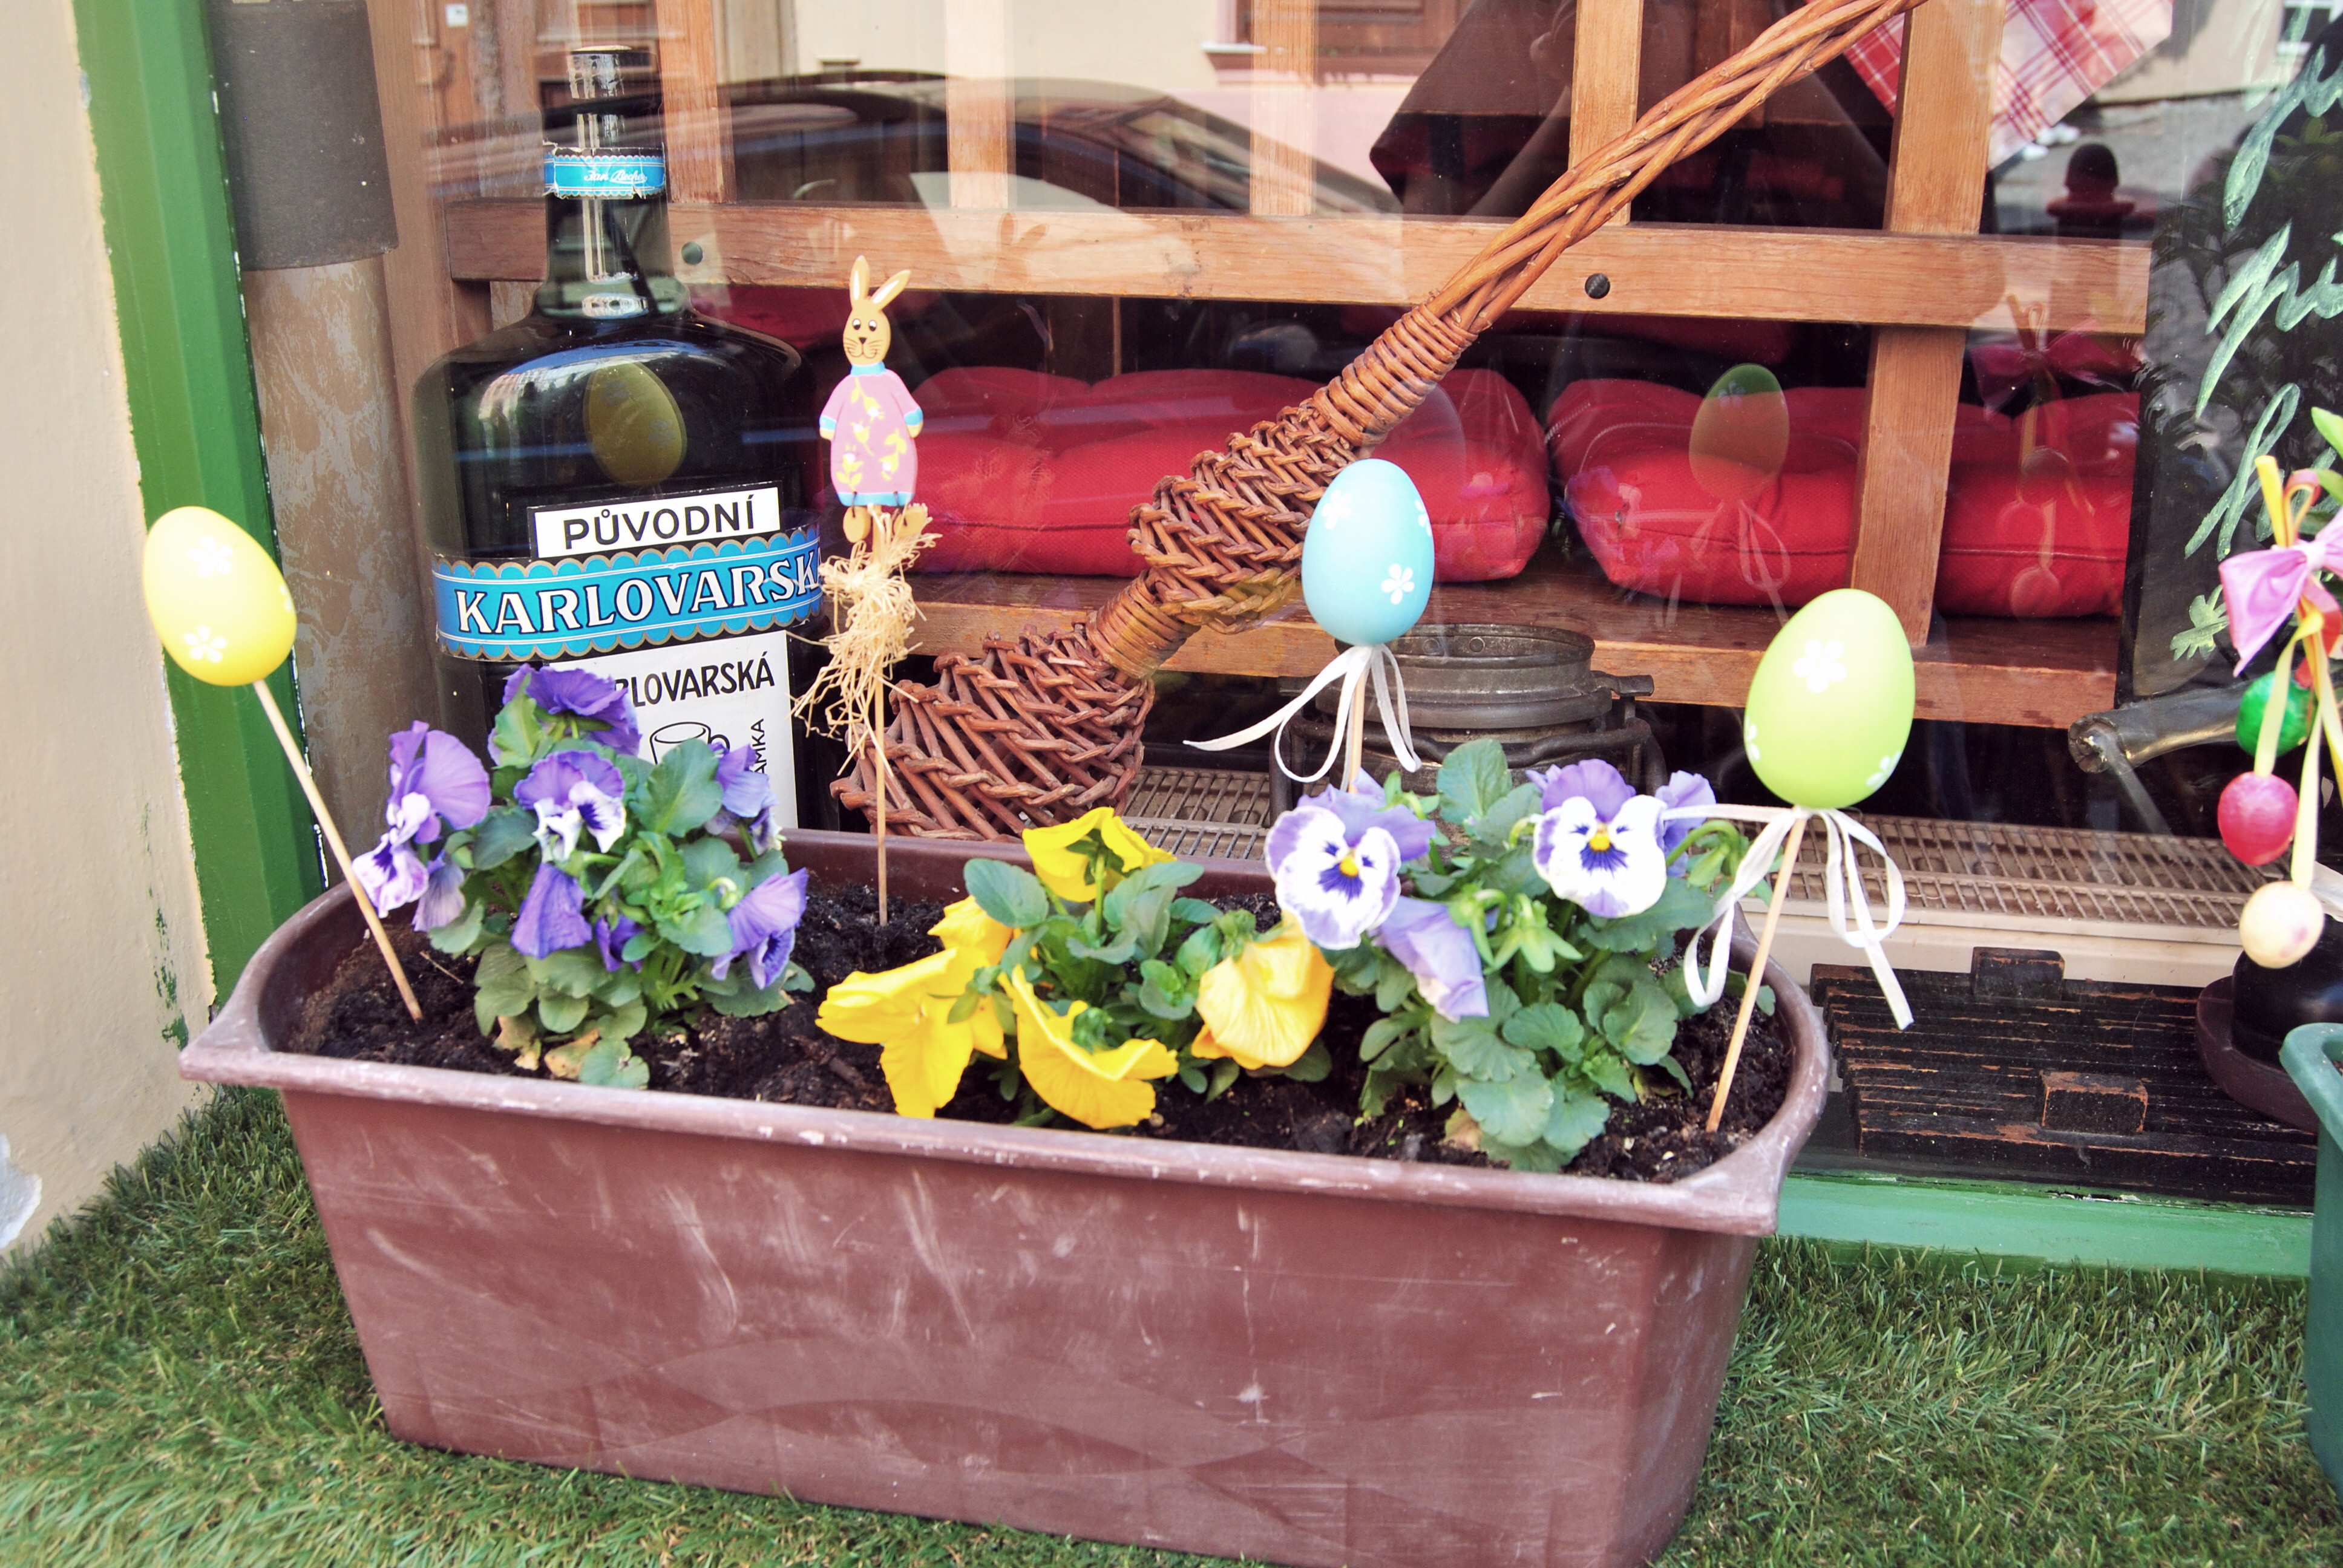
[586,359,686,486]
[142,506,297,687]
[1741,589,1915,809]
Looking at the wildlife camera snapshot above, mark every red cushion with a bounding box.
[911,366,1550,581]
[1549,379,2134,616]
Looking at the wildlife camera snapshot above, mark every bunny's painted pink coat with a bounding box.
[820,365,923,506]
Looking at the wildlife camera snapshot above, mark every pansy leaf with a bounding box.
[707,973,790,1017]
[1436,738,1513,826]
[657,902,734,958]
[528,948,606,998]
[1137,959,1195,1021]
[490,699,545,769]
[1067,932,1139,965]
[966,857,1052,929]
[1175,924,1224,978]
[1601,975,1680,1064]
[537,990,591,1034]
[595,966,643,1008]
[1432,1013,1530,1082]
[1502,1001,1585,1060]
[1277,1038,1334,1082]
[472,942,536,1032]
[1456,1072,1553,1146]
[680,837,741,891]
[1466,781,1542,846]
[638,740,724,835]
[1170,898,1221,927]
[470,807,539,871]
[1579,877,1717,952]
[1178,1064,1207,1093]
[1207,1059,1242,1100]
[1542,1089,1612,1158]
[428,900,485,955]
[575,1036,650,1089]
[2314,405,2343,456]
[1585,1051,1637,1101]
[1360,1016,1407,1063]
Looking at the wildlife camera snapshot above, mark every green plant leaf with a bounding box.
[472,942,536,1033]
[1600,975,1679,1064]
[575,1036,649,1089]
[1467,781,1542,844]
[490,699,545,769]
[1277,1038,1332,1082]
[1170,898,1221,926]
[536,990,591,1034]
[1207,1058,1241,1100]
[528,948,607,998]
[1585,1051,1637,1100]
[680,836,742,890]
[1178,1063,1207,1093]
[1360,1016,1406,1062]
[1375,954,1421,1012]
[1579,878,1716,953]
[1542,1089,1611,1158]
[1457,1072,1553,1146]
[428,901,484,955]
[637,739,724,835]
[1175,924,1224,978]
[1432,1013,1532,1082]
[706,974,790,1017]
[965,857,1051,928]
[1136,959,1194,1021]
[1502,1001,1585,1059]
[2313,406,2343,456]
[1436,737,1513,826]
[657,903,734,958]
[470,807,538,871]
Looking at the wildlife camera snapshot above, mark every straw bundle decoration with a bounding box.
[835,0,1929,839]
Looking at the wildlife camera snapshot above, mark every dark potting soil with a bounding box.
[291,885,1790,1182]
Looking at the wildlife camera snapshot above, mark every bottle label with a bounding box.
[543,151,667,198]
[431,515,819,663]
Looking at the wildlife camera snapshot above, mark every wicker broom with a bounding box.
[837,0,1928,839]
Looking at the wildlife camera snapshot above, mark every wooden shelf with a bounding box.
[908,552,2117,728]
[444,199,2145,333]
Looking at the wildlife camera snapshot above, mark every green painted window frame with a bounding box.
[75,0,323,997]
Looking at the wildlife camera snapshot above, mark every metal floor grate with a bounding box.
[1126,768,2269,930]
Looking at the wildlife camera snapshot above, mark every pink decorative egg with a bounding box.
[2219,773,2298,867]
[2240,880,2326,969]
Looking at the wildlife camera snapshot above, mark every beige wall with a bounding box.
[0,5,211,1255]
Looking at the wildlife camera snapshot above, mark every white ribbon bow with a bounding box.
[1187,642,1424,783]
[1671,803,1913,1030]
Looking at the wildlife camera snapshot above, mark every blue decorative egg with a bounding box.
[1302,459,1435,647]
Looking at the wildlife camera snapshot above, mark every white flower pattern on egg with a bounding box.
[1793,638,1847,694]
[188,536,235,577]
[1743,718,1761,765]
[1316,491,1354,528]
[183,626,228,664]
[1864,752,1901,791]
[1380,564,1416,604]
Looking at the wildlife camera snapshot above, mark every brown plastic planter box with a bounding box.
[183,831,1827,1568]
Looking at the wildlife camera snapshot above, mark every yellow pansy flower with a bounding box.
[1021,808,1174,903]
[1001,969,1176,1129]
[931,896,1012,975]
[1191,921,1333,1071]
[819,951,1005,1119]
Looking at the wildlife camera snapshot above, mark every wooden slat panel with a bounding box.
[1250,0,1317,215]
[903,555,2117,727]
[945,0,1013,209]
[442,199,2148,332]
[1568,0,1645,174]
[1850,0,2006,642]
[657,0,732,203]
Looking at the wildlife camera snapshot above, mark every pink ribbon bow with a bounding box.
[2220,537,2342,673]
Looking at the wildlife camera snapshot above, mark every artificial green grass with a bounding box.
[2,1090,2339,1567]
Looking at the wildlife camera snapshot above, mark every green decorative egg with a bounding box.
[1742,589,1915,809]
[2237,668,2313,756]
[586,359,686,486]
[1689,363,1788,505]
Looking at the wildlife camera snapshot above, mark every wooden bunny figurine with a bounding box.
[819,256,922,542]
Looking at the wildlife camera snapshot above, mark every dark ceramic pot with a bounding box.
[180,831,1829,1568]
[2233,915,2343,1064]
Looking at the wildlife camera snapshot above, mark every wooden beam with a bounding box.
[1568,0,1647,179]
[442,200,2146,333]
[1250,0,1317,216]
[658,0,732,203]
[1850,0,2007,642]
[903,555,2117,729]
[945,0,1013,209]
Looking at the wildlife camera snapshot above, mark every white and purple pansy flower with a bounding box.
[514,748,628,861]
[712,743,775,846]
[715,867,810,990]
[353,722,492,930]
[1532,792,1666,918]
[1378,897,1489,1021]
[1268,804,1403,950]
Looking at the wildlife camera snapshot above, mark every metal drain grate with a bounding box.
[1784,814,2270,930]
[1125,769,2269,930]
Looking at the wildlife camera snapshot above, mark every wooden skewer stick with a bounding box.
[249,679,423,1021]
[1707,811,1807,1133]
[873,671,890,927]
[1343,668,1368,789]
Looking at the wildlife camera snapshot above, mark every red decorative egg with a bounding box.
[2219,772,2299,866]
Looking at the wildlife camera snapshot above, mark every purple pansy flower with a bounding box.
[514,863,592,958]
[515,749,628,861]
[1532,794,1666,918]
[1529,759,1636,820]
[712,743,775,845]
[1378,897,1489,1021]
[1309,772,1438,863]
[714,867,809,990]
[1653,770,1717,860]
[594,914,643,973]
[353,723,491,922]
[412,856,468,932]
[1266,800,1402,950]
[502,665,642,757]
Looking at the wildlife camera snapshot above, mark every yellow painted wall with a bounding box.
[0,4,211,1254]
